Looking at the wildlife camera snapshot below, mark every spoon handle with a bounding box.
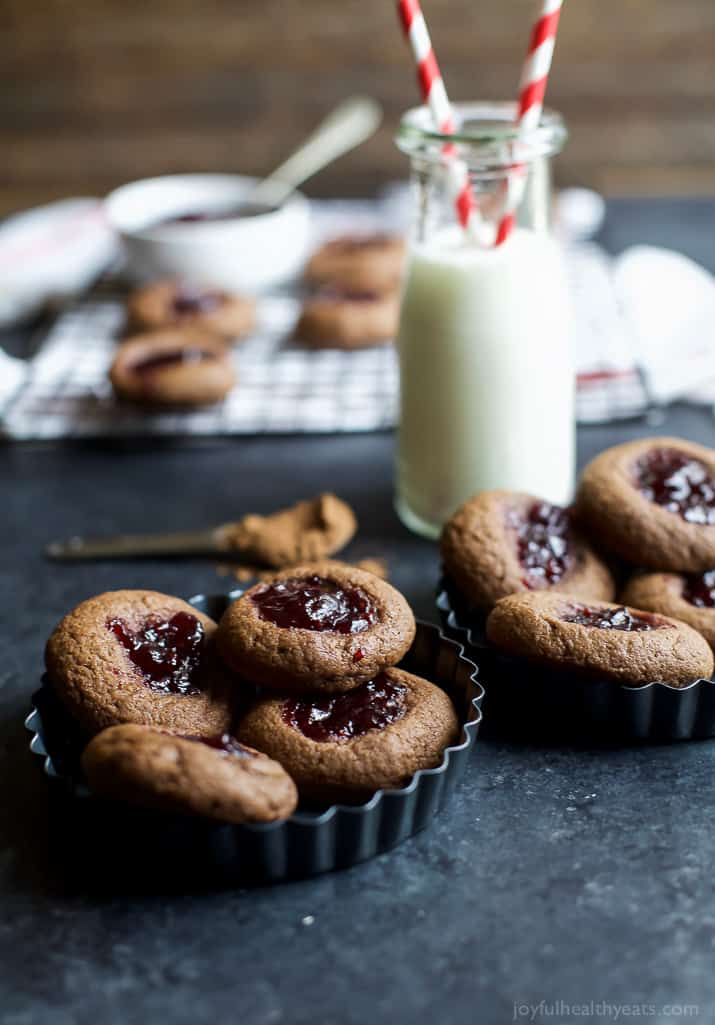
[45,527,225,561]
[249,96,383,206]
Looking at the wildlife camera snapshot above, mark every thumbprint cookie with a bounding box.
[45,590,235,736]
[216,562,416,694]
[577,437,715,571]
[441,490,614,613]
[110,330,235,407]
[486,591,713,686]
[82,724,297,824]
[127,279,255,341]
[238,668,458,802]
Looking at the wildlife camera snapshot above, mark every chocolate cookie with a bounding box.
[45,590,234,736]
[82,724,297,824]
[110,330,236,407]
[486,591,713,686]
[622,570,715,651]
[218,494,357,567]
[441,491,614,612]
[295,288,399,349]
[238,667,458,802]
[576,437,715,571]
[216,562,416,693]
[127,280,255,341]
[305,235,405,293]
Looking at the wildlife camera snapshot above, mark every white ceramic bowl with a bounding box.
[105,173,311,292]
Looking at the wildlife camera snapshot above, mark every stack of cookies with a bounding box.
[295,234,405,350]
[217,562,458,803]
[44,563,459,826]
[110,279,255,408]
[441,436,715,689]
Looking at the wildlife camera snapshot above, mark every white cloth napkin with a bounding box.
[613,245,715,404]
[0,197,117,404]
[565,240,715,420]
[0,197,116,327]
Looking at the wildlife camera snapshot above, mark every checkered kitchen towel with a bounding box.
[2,194,714,440]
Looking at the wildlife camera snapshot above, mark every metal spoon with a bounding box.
[45,494,357,563]
[45,525,239,561]
[246,96,383,209]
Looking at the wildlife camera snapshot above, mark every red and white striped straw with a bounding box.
[397,0,474,229]
[495,0,564,246]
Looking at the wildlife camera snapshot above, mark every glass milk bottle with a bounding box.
[394,103,574,539]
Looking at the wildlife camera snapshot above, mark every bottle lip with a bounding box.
[396,101,567,165]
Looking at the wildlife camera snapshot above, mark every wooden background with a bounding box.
[3,0,715,215]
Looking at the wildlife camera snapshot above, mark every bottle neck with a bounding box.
[407,154,554,242]
[398,101,566,243]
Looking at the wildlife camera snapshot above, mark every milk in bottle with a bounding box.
[394,102,574,538]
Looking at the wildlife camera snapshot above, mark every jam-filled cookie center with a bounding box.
[131,348,217,376]
[183,733,255,758]
[511,501,573,586]
[636,448,715,525]
[171,286,225,317]
[108,611,205,694]
[251,575,378,634]
[561,604,658,631]
[151,204,277,229]
[683,570,715,608]
[282,674,407,742]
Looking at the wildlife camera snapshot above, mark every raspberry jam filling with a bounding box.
[183,733,255,758]
[511,501,572,587]
[636,448,715,525]
[561,605,658,631]
[172,286,225,317]
[683,570,715,608]
[151,203,277,228]
[108,611,205,694]
[132,348,216,375]
[282,674,407,742]
[251,575,378,634]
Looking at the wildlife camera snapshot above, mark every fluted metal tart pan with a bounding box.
[437,578,715,744]
[27,589,483,883]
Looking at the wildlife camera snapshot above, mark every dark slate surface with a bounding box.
[2,199,715,1025]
